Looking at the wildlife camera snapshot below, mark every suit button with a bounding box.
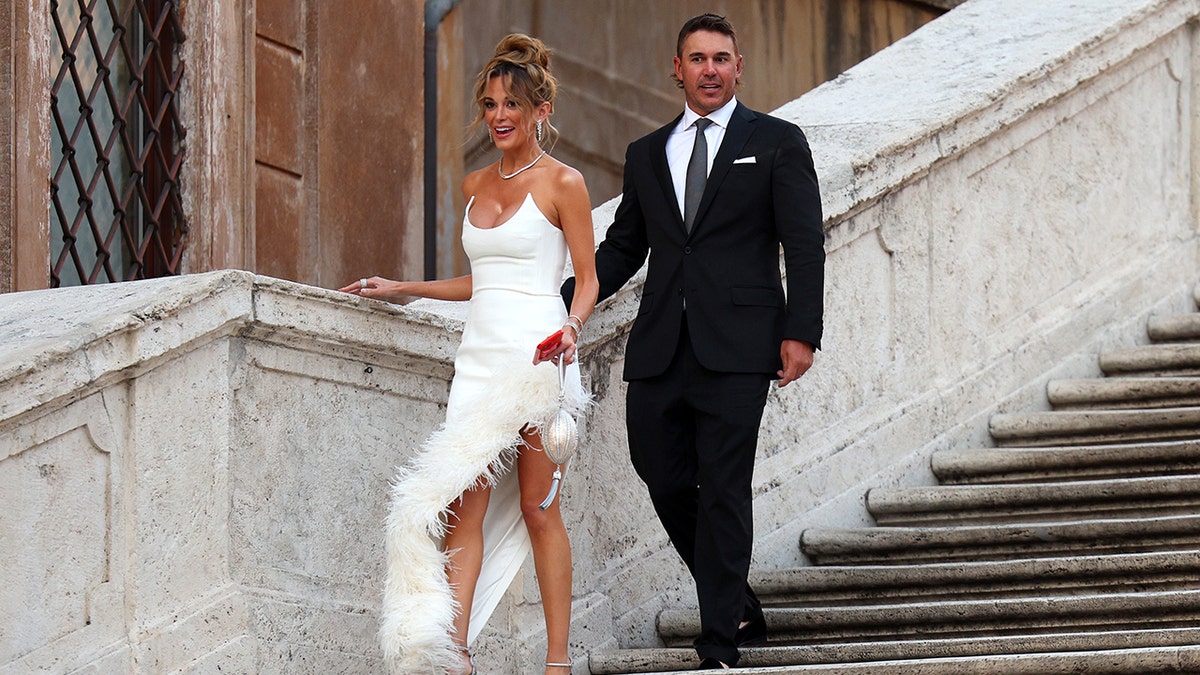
[684,246,692,254]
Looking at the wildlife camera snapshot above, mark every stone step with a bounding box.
[748,551,1200,606]
[800,514,1200,565]
[1100,344,1200,377]
[1148,313,1200,342]
[1047,377,1200,410]
[931,439,1200,484]
[589,639,1200,674]
[865,475,1200,526]
[988,406,1200,447]
[655,590,1200,647]
[590,293,1200,675]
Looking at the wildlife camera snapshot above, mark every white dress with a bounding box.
[380,193,587,673]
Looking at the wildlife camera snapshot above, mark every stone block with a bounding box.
[0,427,110,663]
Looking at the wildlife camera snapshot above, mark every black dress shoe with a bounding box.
[696,658,729,669]
[735,612,767,647]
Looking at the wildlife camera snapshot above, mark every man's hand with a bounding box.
[777,339,814,388]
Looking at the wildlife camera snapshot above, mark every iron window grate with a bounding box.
[50,0,187,287]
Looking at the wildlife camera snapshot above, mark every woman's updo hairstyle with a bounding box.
[472,33,559,149]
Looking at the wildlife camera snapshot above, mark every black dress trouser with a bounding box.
[625,319,770,666]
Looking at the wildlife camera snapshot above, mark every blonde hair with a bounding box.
[471,34,559,149]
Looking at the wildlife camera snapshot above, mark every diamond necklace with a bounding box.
[498,150,547,180]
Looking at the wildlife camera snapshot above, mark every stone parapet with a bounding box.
[0,271,461,673]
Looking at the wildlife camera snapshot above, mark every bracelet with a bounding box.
[564,314,584,336]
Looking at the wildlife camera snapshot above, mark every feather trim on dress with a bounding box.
[380,356,589,673]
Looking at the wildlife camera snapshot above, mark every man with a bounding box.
[563,13,823,669]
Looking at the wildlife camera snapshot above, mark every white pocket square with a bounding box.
[733,156,756,164]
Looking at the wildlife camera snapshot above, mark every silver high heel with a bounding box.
[546,661,572,671]
[454,645,477,675]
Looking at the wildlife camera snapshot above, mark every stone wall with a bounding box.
[2,0,1199,672]
[0,272,462,672]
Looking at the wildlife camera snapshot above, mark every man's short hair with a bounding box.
[675,13,739,58]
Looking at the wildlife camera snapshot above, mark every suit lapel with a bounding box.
[691,103,757,236]
[650,114,684,229]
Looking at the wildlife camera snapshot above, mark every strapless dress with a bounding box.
[380,193,587,672]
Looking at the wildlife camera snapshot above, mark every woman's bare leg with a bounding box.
[445,479,491,672]
[517,430,573,673]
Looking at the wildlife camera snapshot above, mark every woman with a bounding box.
[340,34,599,675]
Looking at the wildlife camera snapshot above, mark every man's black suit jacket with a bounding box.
[566,102,824,380]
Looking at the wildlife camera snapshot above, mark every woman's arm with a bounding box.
[339,274,473,303]
[538,167,598,364]
[340,173,482,304]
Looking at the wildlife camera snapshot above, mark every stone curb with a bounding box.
[657,589,1200,643]
[866,475,1200,526]
[1100,344,1200,375]
[749,550,1200,603]
[989,406,1200,447]
[1148,314,1200,342]
[1048,377,1200,410]
[799,514,1200,565]
[657,588,1200,638]
[592,642,1200,674]
[931,439,1200,484]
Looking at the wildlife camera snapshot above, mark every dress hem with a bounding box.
[379,355,588,673]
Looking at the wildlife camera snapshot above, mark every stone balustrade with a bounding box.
[3,0,1199,671]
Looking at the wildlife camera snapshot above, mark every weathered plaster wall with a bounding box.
[181,0,425,290]
[0,0,51,292]
[1,1,12,292]
[178,0,253,277]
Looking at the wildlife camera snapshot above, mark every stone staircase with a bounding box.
[588,282,1200,674]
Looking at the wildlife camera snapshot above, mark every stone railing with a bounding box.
[0,272,469,672]
[3,0,1198,672]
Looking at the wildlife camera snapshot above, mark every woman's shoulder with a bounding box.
[462,165,494,196]
[541,156,585,191]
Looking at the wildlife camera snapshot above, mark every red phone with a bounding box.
[537,330,563,356]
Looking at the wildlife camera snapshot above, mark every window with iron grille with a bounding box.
[50,0,186,287]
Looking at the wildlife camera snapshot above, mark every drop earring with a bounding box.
[536,119,544,144]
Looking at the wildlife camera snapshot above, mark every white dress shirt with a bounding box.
[665,96,738,219]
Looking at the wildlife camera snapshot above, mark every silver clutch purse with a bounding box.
[539,358,579,510]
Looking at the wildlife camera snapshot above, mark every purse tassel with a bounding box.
[538,468,563,511]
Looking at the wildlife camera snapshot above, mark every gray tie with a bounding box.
[684,118,712,232]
